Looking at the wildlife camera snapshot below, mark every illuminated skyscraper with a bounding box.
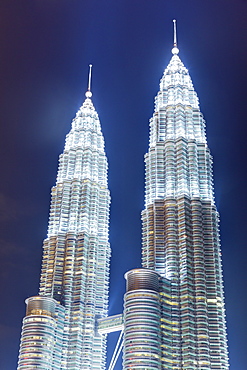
[17,21,229,370]
[18,67,111,369]
[98,22,228,370]
[140,21,229,369]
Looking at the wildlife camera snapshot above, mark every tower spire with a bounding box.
[85,64,93,98]
[172,19,179,55]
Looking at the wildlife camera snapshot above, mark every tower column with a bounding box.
[123,269,161,370]
[18,296,64,370]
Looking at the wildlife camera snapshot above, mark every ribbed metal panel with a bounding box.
[26,296,56,317]
[125,269,159,292]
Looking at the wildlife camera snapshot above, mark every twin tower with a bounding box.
[17,23,229,369]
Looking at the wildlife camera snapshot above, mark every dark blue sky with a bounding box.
[0,1,246,369]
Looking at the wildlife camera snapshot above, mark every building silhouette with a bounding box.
[18,68,111,369]
[18,22,229,370]
[121,21,228,369]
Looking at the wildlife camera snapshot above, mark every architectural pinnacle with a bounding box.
[85,64,93,98]
[172,19,179,55]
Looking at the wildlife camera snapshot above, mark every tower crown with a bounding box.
[146,22,212,205]
[156,54,200,111]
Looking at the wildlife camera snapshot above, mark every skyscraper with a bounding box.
[18,67,111,369]
[138,21,228,368]
[97,21,228,370]
[17,21,229,370]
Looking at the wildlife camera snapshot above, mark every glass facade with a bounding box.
[18,90,111,369]
[141,43,229,368]
[18,296,62,369]
[123,269,162,369]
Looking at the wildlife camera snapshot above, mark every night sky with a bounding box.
[0,1,246,369]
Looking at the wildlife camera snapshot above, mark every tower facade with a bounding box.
[141,23,229,369]
[18,79,111,369]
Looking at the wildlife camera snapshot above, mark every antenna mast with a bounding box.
[85,64,93,98]
[172,20,179,55]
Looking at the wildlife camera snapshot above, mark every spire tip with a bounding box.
[172,19,179,55]
[85,64,93,98]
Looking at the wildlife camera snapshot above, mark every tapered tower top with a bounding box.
[171,19,179,55]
